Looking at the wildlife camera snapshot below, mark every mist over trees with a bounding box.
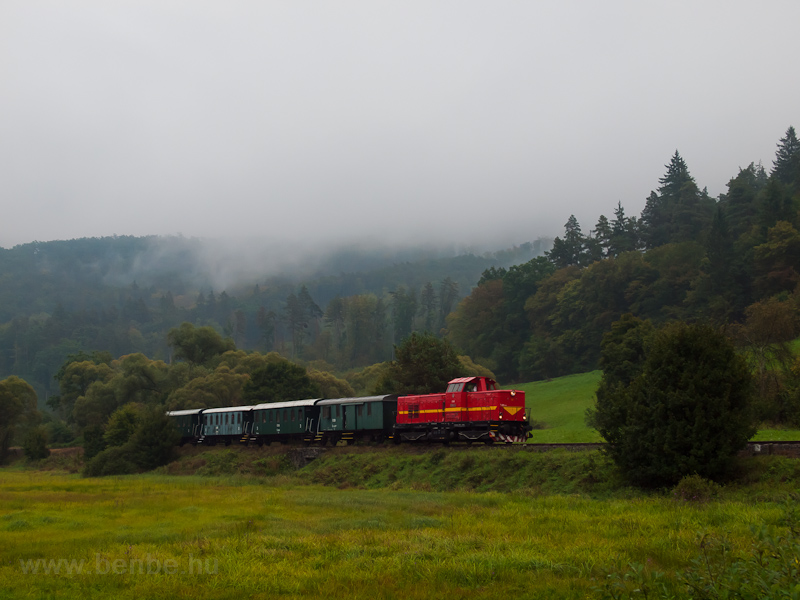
[0,236,548,401]
[1,125,799,446]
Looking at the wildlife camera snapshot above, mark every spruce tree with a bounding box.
[547,215,587,268]
[639,151,714,249]
[771,126,800,185]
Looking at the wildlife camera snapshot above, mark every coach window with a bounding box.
[323,406,330,420]
[290,409,295,422]
[367,403,372,417]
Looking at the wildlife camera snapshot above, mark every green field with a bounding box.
[515,370,800,443]
[2,451,799,600]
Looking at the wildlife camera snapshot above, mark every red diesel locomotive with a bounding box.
[394,376,531,444]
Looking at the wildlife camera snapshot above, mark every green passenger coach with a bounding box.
[167,408,204,445]
[249,399,321,445]
[200,406,255,445]
[315,395,398,445]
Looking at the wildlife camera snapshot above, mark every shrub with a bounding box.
[125,407,180,471]
[83,406,179,477]
[82,424,106,461]
[22,427,50,461]
[83,446,137,477]
[672,474,721,503]
[591,320,756,487]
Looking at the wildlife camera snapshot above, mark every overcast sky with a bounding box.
[1,1,798,251]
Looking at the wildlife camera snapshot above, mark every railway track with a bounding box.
[520,440,800,458]
[524,441,800,448]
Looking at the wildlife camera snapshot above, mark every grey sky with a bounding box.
[2,1,798,250]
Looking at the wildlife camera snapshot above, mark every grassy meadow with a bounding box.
[1,368,798,598]
[2,449,799,600]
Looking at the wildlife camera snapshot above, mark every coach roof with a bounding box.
[316,395,398,406]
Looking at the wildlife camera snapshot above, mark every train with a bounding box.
[167,376,532,446]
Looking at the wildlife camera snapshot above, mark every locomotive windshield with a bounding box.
[446,382,465,393]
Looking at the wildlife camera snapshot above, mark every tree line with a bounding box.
[0,320,478,469]
[0,240,549,401]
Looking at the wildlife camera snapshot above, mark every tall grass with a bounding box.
[1,469,794,600]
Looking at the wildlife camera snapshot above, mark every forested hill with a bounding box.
[449,127,800,389]
[0,235,550,399]
[3,125,799,408]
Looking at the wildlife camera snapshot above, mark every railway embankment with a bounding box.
[145,442,800,499]
[7,441,799,499]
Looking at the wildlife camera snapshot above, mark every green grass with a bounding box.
[514,371,603,443]
[512,370,800,442]
[1,458,797,599]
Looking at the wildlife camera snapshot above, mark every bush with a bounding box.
[125,407,180,472]
[83,406,179,477]
[591,320,756,487]
[83,446,137,477]
[22,427,50,460]
[82,424,106,461]
[672,474,721,503]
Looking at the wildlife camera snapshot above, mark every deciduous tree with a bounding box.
[377,332,463,395]
[167,323,235,366]
[0,376,39,464]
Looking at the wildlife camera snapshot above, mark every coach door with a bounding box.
[444,382,466,422]
[344,403,359,431]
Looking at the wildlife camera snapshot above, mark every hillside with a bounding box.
[0,235,550,399]
[517,370,800,443]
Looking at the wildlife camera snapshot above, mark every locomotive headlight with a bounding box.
[510,391,516,396]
